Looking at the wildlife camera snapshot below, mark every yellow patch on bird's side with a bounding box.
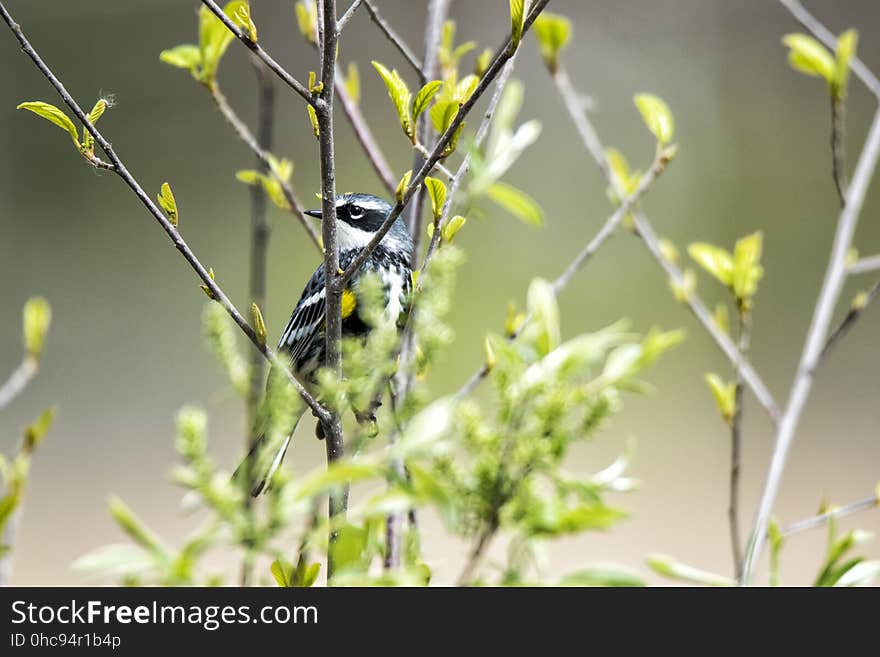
[341,289,357,319]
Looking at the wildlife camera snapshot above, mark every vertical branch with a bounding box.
[742,105,880,584]
[831,93,848,207]
[728,310,751,579]
[406,0,450,262]
[385,0,449,572]
[314,0,347,579]
[240,58,276,587]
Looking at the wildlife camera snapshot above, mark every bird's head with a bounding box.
[305,193,412,255]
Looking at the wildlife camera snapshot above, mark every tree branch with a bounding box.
[831,93,848,208]
[742,104,880,584]
[209,83,322,249]
[551,65,781,423]
[820,277,880,361]
[337,0,365,32]
[848,254,880,275]
[0,357,38,411]
[0,1,329,425]
[728,311,751,580]
[363,0,426,83]
[199,0,314,105]
[336,0,553,290]
[314,0,348,577]
[780,494,879,537]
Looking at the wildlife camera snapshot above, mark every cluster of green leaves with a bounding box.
[783,29,858,101]
[17,98,111,166]
[1,298,55,558]
[160,1,256,89]
[532,12,572,73]
[236,156,294,212]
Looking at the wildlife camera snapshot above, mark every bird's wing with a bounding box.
[277,266,326,369]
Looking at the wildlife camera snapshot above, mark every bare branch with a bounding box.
[742,104,880,584]
[778,0,880,100]
[337,0,365,32]
[781,494,879,537]
[363,0,426,83]
[337,0,553,290]
[0,357,38,411]
[209,83,322,249]
[551,66,781,422]
[848,254,880,275]
[820,277,880,361]
[199,0,314,105]
[728,312,751,580]
[0,1,329,424]
[831,94,848,207]
[314,0,348,567]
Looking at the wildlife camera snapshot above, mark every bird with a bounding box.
[235,192,414,496]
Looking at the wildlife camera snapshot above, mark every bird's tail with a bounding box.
[233,411,305,496]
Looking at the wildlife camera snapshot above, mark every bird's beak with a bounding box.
[304,209,323,218]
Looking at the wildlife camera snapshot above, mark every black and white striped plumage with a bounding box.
[242,193,413,495]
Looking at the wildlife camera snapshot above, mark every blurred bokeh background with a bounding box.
[1,0,879,585]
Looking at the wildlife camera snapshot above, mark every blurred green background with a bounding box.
[1,0,879,585]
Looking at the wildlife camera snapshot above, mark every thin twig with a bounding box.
[406,0,449,258]
[820,277,880,360]
[414,143,455,180]
[456,523,497,586]
[831,94,848,207]
[848,255,880,275]
[551,65,781,423]
[210,84,322,249]
[778,0,880,100]
[336,0,552,290]
[742,105,880,584]
[314,0,348,579]
[0,2,329,425]
[199,0,314,105]
[363,0,426,83]
[780,495,879,537]
[337,0,364,32]
[728,311,751,580]
[0,357,37,410]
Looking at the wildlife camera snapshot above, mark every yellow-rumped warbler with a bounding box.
[237,193,413,495]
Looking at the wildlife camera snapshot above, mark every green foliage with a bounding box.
[156,182,178,227]
[423,177,447,223]
[688,232,764,312]
[294,1,318,45]
[16,101,78,144]
[704,373,736,425]
[236,154,294,211]
[508,0,526,52]
[343,61,360,104]
[486,183,543,227]
[814,512,878,587]
[22,296,51,360]
[202,302,249,396]
[646,554,736,586]
[413,80,443,125]
[633,93,675,146]
[372,61,416,142]
[532,12,572,73]
[160,1,252,87]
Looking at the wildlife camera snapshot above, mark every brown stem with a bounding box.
[728,309,751,580]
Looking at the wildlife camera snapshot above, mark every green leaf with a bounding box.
[296,461,384,500]
[23,296,52,359]
[343,61,360,104]
[329,523,369,573]
[768,519,784,586]
[705,373,736,425]
[372,61,414,141]
[524,277,560,356]
[396,169,412,203]
[455,74,479,103]
[475,48,493,77]
[24,407,55,450]
[442,215,467,243]
[235,170,262,186]
[834,29,858,99]
[295,1,318,44]
[429,100,459,136]
[633,93,675,145]
[487,182,544,226]
[251,302,267,348]
[160,44,202,73]
[87,99,108,125]
[293,561,321,587]
[198,1,248,85]
[532,12,572,72]
[782,33,835,83]
[307,105,320,139]
[688,242,734,287]
[646,554,736,586]
[560,565,645,587]
[17,101,79,145]
[108,496,171,564]
[412,80,443,125]
[423,177,447,221]
[270,559,293,587]
[232,2,257,42]
[157,182,178,227]
[731,231,764,306]
[509,0,525,51]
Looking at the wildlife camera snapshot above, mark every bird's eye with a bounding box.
[348,204,365,220]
